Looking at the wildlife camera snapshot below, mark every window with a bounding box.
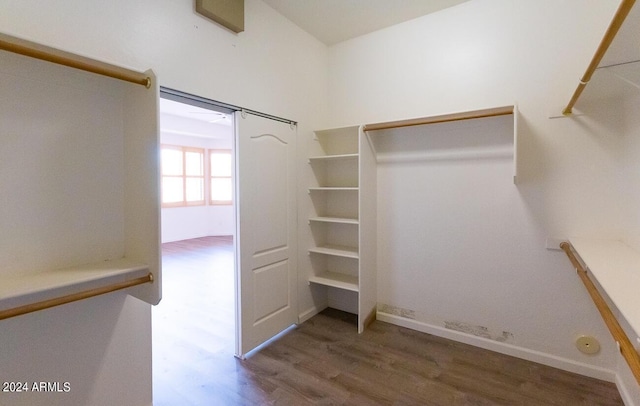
[161,145,205,207]
[210,150,232,205]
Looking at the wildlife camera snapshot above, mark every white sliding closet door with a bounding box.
[235,111,298,357]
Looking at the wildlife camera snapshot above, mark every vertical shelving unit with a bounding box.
[308,126,360,293]
[307,126,377,332]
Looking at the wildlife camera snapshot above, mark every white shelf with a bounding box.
[309,124,371,332]
[0,259,150,312]
[308,187,359,192]
[309,216,359,225]
[309,153,359,162]
[309,272,359,292]
[569,238,640,337]
[309,244,359,259]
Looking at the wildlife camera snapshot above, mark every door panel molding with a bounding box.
[235,111,298,357]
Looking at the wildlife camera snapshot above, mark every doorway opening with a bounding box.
[152,90,237,405]
[152,87,299,403]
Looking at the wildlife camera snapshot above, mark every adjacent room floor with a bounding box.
[152,236,623,405]
[153,236,236,405]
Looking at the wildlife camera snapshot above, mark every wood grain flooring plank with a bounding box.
[153,237,623,406]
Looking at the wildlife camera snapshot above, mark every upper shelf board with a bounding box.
[562,0,638,114]
[599,1,640,68]
[362,105,514,132]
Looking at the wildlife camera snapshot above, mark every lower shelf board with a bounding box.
[309,272,359,292]
[309,244,359,259]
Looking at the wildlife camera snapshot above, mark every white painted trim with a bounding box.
[298,305,323,324]
[240,324,298,360]
[616,374,638,406]
[377,312,617,383]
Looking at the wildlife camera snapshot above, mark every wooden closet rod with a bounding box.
[0,273,153,321]
[362,105,514,132]
[0,32,151,88]
[562,0,636,115]
[560,242,640,385]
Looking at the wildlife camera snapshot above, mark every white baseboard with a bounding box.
[616,359,640,406]
[298,305,323,324]
[617,375,638,406]
[377,312,617,383]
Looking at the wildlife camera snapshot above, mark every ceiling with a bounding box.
[160,98,232,140]
[262,0,471,45]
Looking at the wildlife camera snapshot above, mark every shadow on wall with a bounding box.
[0,292,143,406]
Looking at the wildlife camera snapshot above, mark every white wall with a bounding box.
[0,294,151,406]
[162,205,234,242]
[621,93,640,250]
[0,1,328,405]
[618,92,640,404]
[553,18,640,404]
[2,0,637,403]
[323,0,628,380]
[160,130,234,243]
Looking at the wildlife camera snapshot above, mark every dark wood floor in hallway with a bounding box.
[153,236,623,405]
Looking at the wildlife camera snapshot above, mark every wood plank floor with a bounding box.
[153,236,623,405]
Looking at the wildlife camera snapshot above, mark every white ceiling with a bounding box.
[160,98,232,140]
[262,0,471,45]
[160,98,231,125]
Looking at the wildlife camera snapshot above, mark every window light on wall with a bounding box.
[161,145,205,206]
[161,145,232,207]
[210,150,233,205]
